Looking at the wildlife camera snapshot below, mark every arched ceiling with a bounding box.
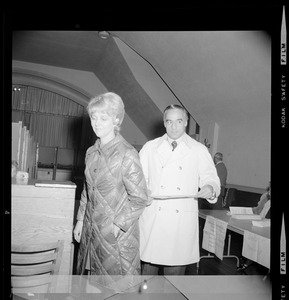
[12,29,271,139]
[12,31,166,139]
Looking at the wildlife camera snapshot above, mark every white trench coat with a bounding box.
[139,133,220,265]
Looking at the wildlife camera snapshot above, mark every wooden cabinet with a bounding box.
[37,168,53,180]
[37,168,72,181]
[11,179,76,292]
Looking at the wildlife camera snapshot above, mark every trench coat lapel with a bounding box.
[85,142,101,183]
[156,138,171,166]
[171,141,191,163]
[156,134,191,166]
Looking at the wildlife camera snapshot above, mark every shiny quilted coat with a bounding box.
[76,133,149,281]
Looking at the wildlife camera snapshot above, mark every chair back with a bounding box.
[11,240,64,294]
[222,188,237,208]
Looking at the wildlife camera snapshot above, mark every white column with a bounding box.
[207,121,219,155]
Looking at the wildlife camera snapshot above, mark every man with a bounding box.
[212,152,228,209]
[139,104,220,275]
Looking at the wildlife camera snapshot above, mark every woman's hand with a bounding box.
[73,220,83,243]
[113,225,121,238]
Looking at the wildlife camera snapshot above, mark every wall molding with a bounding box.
[226,183,266,195]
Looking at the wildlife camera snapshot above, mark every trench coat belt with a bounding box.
[155,200,196,213]
[156,206,196,213]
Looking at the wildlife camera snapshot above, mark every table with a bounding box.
[12,275,271,300]
[199,209,270,238]
[12,179,76,292]
[198,209,270,269]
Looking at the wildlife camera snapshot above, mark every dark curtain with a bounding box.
[12,86,84,149]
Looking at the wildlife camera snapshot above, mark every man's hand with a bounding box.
[196,184,215,199]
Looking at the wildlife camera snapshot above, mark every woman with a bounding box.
[73,92,150,288]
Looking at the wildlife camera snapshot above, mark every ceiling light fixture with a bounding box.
[98,31,110,40]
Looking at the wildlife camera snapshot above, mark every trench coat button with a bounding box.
[176,209,179,213]
[158,207,161,211]
[177,187,181,191]
[179,166,182,170]
[94,169,97,172]
[92,187,95,191]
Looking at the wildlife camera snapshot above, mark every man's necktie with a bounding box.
[171,140,177,151]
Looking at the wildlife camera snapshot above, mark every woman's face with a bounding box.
[90,110,115,142]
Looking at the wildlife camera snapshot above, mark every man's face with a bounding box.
[164,108,187,140]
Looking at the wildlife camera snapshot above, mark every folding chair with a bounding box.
[11,240,64,296]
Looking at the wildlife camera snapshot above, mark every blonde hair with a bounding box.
[87,92,125,132]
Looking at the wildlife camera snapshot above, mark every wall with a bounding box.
[218,115,271,189]
[113,32,271,189]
